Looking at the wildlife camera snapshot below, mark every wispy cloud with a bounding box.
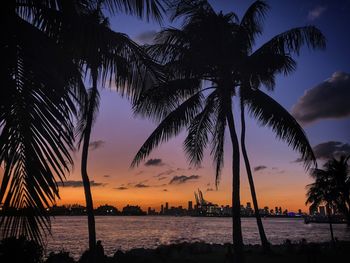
[89,140,105,150]
[114,186,128,190]
[58,180,105,188]
[254,165,267,172]
[169,175,200,185]
[307,6,327,21]
[206,188,214,192]
[145,158,164,166]
[134,183,150,188]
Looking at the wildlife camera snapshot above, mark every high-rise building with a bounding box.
[247,202,251,209]
[160,204,164,214]
[165,202,169,211]
[319,206,326,216]
[188,201,193,211]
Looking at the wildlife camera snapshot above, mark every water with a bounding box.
[45,216,350,258]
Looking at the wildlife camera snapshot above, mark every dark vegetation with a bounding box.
[1,237,349,263]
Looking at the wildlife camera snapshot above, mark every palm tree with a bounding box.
[0,0,85,244]
[67,3,165,253]
[132,0,324,260]
[234,0,326,251]
[306,155,350,238]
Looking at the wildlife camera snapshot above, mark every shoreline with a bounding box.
[44,240,350,263]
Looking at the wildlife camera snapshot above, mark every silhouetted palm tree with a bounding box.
[234,0,325,251]
[70,4,165,252]
[0,0,85,244]
[132,0,324,260]
[306,155,350,239]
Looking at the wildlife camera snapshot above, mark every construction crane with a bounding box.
[194,189,208,206]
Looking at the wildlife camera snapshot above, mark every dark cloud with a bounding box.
[89,140,105,150]
[313,141,350,160]
[254,165,267,172]
[158,176,167,181]
[169,175,200,185]
[163,189,168,192]
[115,186,128,190]
[135,30,157,45]
[134,183,150,188]
[145,158,164,166]
[103,175,110,178]
[206,188,214,192]
[58,180,104,188]
[307,6,327,21]
[292,72,350,125]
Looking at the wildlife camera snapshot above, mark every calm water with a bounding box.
[45,216,350,258]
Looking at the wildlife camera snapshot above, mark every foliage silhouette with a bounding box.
[306,155,350,241]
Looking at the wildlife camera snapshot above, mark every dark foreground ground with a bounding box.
[1,238,350,263]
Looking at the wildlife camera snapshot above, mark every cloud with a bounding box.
[155,169,174,177]
[89,140,105,150]
[145,158,164,166]
[58,180,104,188]
[115,186,128,190]
[135,30,157,45]
[134,183,150,188]
[307,6,327,21]
[254,165,267,172]
[163,189,168,192]
[158,176,167,180]
[292,72,350,125]
[135,171,144,176]
[169,175,200,185]
[313,141,350,159]
[206,188,214,192]
[103,175,110,178]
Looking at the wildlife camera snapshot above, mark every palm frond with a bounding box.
[184,91,217,166]
[242,88,316,169]
[0,13,81,244]
[101,0,166,23]
[239,0,269,49]
[131,92,203,167]
[257,26,326,56]
[210,96,227,188]
[133,78,201,121]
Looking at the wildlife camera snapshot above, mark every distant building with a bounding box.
[165,202,169,212]
[319,206,326,216]
[160,204,164,214]
[188,201,193,211]
[122,205,146,216]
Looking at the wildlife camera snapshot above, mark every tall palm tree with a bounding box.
[0,0,85,244]
[68,3,165,252]
[132,0,324,260]
[306,155,350,232]
[234,0,325,251]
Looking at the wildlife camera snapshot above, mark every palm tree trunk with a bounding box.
[240,101,270,252]
[328,215,335,243]
[226,103,244,262]
[81,68,98,252]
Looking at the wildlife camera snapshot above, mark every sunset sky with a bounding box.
[56,0,350,212]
